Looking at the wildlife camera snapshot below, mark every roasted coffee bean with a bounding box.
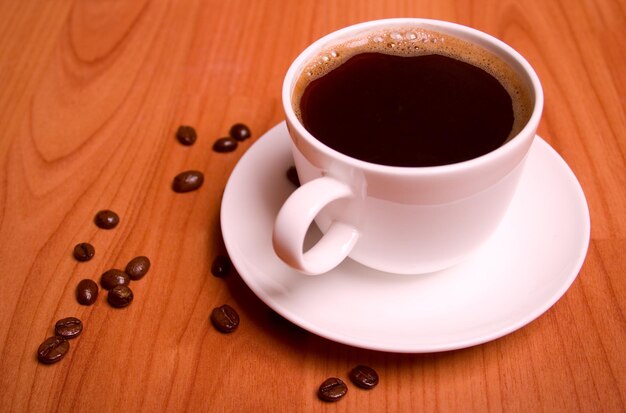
[176,125,197,146]
[108,285,134,308]
[37,336,69,364]
[318,377,348,402]
[349,365,379,389]
[210,304,239,333]
[172,170,204,192]
[73,242,95,262]
[229,123,251,141]
[94,210,119,229]
[298,49,521,167]
[100,269,130,290]
[76,279,98,305]
[125,256,151,280]
[54,317,83,339]
[211,255,231,277]
[286,166,300,187]
[212,137,237,153]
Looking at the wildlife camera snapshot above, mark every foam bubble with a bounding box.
[293,27,533,140]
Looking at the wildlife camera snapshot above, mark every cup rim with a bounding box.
[282,18,544,176]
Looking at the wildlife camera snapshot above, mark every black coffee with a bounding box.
[294,28,532,167]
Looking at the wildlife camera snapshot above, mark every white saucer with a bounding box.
[221,122,590,353]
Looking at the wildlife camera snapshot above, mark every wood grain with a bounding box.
[0,0,624,411]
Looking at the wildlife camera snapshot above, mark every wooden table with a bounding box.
[1,0,624,411]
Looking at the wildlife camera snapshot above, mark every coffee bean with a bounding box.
[172,170,204,192]
[318,377,347,402]
[210,304,239,333]
[54,317,83,339]
[349,365,379,389]
[76,279,98,305]
[108,285,134,308]
[37,336,69,364]
[176,125,197,146]
[286,166,300,187]
[100,269,130,290]
[125,256,151,280]
[212,137,237,153]
[73,242,95,262]
[94,210,119,229]
[211,255,231,277]
[229,123,251,141]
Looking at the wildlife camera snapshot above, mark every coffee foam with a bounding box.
[293,27,533,141]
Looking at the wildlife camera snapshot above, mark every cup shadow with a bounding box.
[213,222,513,380]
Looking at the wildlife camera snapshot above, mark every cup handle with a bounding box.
[272,176,360,275]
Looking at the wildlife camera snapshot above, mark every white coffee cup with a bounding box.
[273,18,543,275]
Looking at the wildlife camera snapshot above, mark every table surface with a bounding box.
[0,0,624,412]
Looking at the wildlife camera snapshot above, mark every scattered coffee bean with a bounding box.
[107,285,134,308]
[318,377,348,402]
[76,279,98,305]
[94,210,119,229]
[210,304,239,333]
[349,365,379,389]
[211,255,231,277]
[212,137,237,153]
[125,256,151,280]
[172,170,204,193]
[176,125,197,146]
[73,242,95,262]
[286,166,300,187]
[54,317,83,339]
[37,336,69,364]
[229,123,251,141]
[100,269,130,290]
